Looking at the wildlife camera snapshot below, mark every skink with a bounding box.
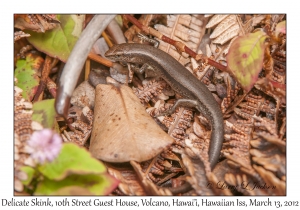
[105,43,224,169]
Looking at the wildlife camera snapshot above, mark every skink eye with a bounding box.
[115,55,121,60]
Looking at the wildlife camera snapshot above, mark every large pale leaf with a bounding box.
[89,84,174,162]
[14,53,42,101]
[32,99,56,128]
[34,173,118,195]
[38,143,108,180]
[227,31,268,91]
[26,15,85,62]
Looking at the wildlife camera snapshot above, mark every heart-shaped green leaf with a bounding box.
[25,15,85,62]
[227,31,269,91]
[38,143,108,180]
[35,143,119,195]
[32,99,56,129]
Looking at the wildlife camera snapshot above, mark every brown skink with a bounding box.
[105,43,224,169]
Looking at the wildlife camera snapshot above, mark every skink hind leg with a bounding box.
[137,33,160,48]
[155,98,199,117]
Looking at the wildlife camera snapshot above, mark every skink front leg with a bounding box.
[155,98,199,117]
[131,63,159,79]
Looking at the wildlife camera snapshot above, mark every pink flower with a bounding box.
[28,129,62,164]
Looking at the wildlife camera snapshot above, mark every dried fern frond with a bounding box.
[14,31,30,42]
[138,152,184,189]
[147,100,194,148]
[62,106,93,147]
[209,15,237,39]
[206,14,240,48]
[106,163,146,196]
[14,85,35,192]
[206,14,266,62]
[206,15,230,28]
[132,78,171,104]
[154,15,207,65]
[220,85,286,195]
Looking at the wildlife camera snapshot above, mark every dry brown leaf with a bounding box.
[206,15,229,28]
[212,23,240,45]
[209,15,237,39]
[207,13,240,45]
[14,14,59,33]
[70,80,95,109]
[206,15,267,64]
[89,84,174,162]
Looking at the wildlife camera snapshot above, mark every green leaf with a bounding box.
[38,143,107,180]
[35,143,119,195]
[227,31,269,91]
[35,173,118,196]
[25,15,85,62]
[20,166,36,186]
[14,54,42,101]
[32,99,56,128]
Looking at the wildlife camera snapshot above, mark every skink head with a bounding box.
[105,43,131,62]
[105,43,146,64]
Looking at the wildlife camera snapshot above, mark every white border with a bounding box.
[3,1,298,209]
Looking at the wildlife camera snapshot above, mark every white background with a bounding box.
[1,1,298,209]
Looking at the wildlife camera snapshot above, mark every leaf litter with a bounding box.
[14,14,286,196]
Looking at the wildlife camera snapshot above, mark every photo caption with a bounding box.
[1,198,299,208]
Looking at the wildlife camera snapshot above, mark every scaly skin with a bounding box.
[105,43,224,169]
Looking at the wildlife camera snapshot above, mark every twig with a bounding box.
[123,15,227,72]
[46,77,57,98]
[88,52,113,67]
[33,55,53,101]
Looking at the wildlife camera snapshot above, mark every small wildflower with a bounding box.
[27,129,62,164]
